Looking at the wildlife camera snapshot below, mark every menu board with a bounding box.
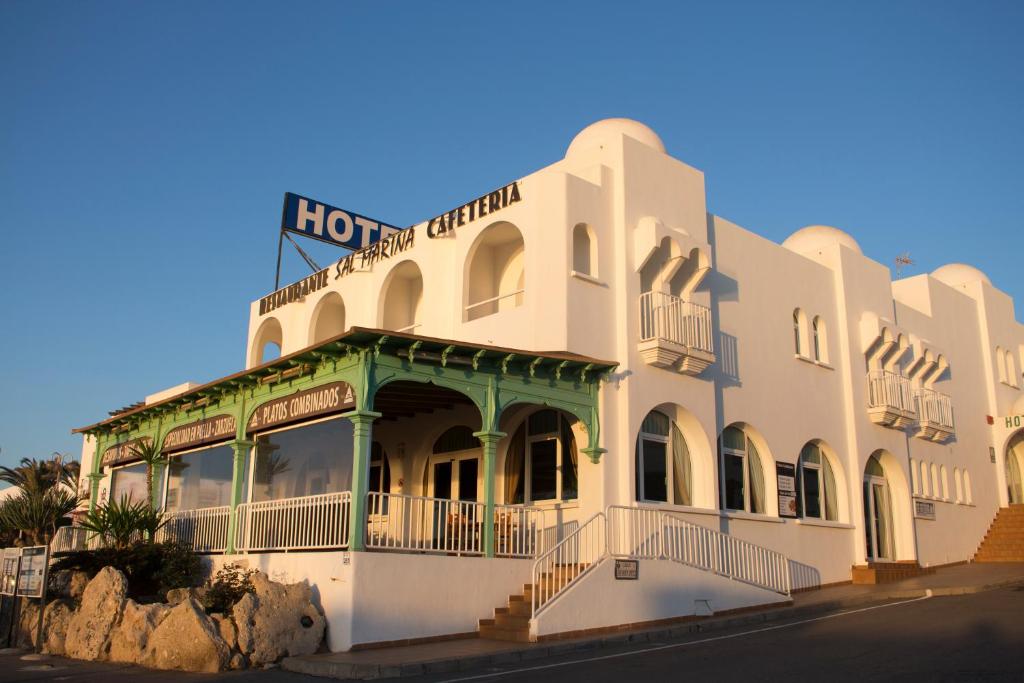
[776,462,798,518]
[16,546,47,598]
[0,548,20,596]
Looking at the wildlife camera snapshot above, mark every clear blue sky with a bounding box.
[1,1,1021,471]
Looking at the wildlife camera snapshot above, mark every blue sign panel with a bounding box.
[281,192,403,250]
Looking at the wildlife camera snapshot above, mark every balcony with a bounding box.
[637,292,715,375]
[866,370,917,428]
[916,388,955,442]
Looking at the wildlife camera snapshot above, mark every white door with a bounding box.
[863,475,894,561]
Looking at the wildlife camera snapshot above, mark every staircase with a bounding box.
[851,561,934,584]
[479,564,587,642]
[974,505,1024,562]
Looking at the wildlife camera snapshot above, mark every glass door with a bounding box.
[427,451,481,551]
[864,475,894,562]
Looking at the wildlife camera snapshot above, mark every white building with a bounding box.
[70,119,1024,649]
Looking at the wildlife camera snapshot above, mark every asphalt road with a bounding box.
[419,587,1024,683]
[0,587,1021,682]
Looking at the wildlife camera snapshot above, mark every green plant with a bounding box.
[51,541,202,601]
[0,454,79,497]
[78,495,165,549]
[201,565,257,614]
[0,488,78,545]
[128,440,167,510]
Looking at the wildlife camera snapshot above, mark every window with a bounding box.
[920,460,930,497]
[572,223,596,277]
[799,443,838,521]
[165,444,234,512]
[635,410,692,506]
[504,410,578,503]
[931,464,940,499]
[110,462,153,505]
[433,426,480,454]
[997,347,1007,383]
[249,417,354,502]
[369,442,391,495]
[964,471,973,504]
[1008,351,1019,387]
[940,465,950,500]
[719,425,766,514]
[793,309,804,356]
[910,458,919,495]
[812,316,827,362]
[954,468,963,503]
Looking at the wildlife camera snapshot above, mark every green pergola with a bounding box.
[75,327,616,555]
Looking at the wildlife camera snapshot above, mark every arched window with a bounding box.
[920,460,930,497]
[252,317,283,365]
[310,292,346,345]
[799,442,838,521]
[940,465,949,500]
[812,316,827,362]
[505,410,578,504]
[1007,351,1018,387]
[793,309,804,356]
[719,425,766,514]
[381,261,424,333]
[433,426,480,454]
[465,222,524,321]
[635,410,691,506]
[954,468,963,503]
[910,458,920,495]
[572,223,597,277]
[964,471,973,504]
[997,347,1007,383]
[931,464,940,499]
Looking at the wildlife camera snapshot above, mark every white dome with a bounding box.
[566,118,666,157]
[931,263,991,288]
[782,225,862,255]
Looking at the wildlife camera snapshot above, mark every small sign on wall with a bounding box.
[776,463,798,518]
[914,499,936,521]
[614,559,639,580]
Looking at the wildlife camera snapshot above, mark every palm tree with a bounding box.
[0,488,78,545]
[129,440,167,510]
[0,453,78,496]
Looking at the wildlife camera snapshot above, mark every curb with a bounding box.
[283,584,1009,681]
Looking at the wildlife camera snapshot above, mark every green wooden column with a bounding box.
[346,409,381,551]
[474,430,506,558]
[225,440,254,554]
[87,472,104,514]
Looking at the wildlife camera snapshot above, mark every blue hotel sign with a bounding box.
[281,192,404,250]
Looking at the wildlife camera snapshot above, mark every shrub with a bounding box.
[51,541,201,601]
[201,564,257,614]
[78,496,165,549]
[0,488,78,546]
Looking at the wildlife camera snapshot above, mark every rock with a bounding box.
[232,572,325,666]
[142,598,229,673]
[213,614,237,652]
[108,600,170,664]
[14,600,72,654]
[165,587,192,605]
[65,567,128,660]
[49,570,90,601]
[229,652,247,670]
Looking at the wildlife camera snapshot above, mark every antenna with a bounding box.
[894,252,914,278]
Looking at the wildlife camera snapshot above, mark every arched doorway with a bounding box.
[1006,431,1024,504]
[427,426,482,503]
[863,454,895,561]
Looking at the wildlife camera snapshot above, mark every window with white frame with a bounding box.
[799,442,838,521]
[635,410,692,506]
[719,425,766,514]
[505,410,578,504]
[793,309,804,356]
[812,316,827,363]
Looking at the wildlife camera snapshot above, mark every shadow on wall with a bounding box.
[788,559,822,592]
[716,332,741,385]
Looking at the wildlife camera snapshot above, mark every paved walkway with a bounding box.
[281,562,1024,680]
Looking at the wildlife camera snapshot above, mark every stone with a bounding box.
[213,613,238,652]
[165,587,192,605]
[64,567,128,661]
[142,598,229,673]
[229,652,247,670]
[14,600,73,654]
[108,600,171,664]
[49,570,90,601]
[232,572,325,666]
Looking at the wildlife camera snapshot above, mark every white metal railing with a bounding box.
[366,492,485,556]
[234,491,351,552]
[50,526,95,554]
[395,322,421,333]
[917,388,954,430]
[156,506,231,553]
[465,289,525,320]
[493,503,545,558]
[867,370,917,415]
[638,291,714,353]
[531,513,607,617]
[607,506,791,596]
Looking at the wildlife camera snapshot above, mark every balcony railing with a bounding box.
[156,506,231,553]
[235,491,351,552]
[638,292,714,374]
[50,525,98,555]
[493,503,545,558]
[366,492,486,556]
[916,388,955,442]
[866,370,918,428]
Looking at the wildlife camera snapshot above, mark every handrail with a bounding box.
[606,505,791,596]
[493,503,545,558]
[866,369,917,415]
[530,513,607,618]
[366,491,485,556]
[916,388,954,430]
[465,289,526,312]
[235,491,351,552]
[638,291,714,353]
[156,505,231,553]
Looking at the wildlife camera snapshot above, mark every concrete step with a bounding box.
[478,624,530,642]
